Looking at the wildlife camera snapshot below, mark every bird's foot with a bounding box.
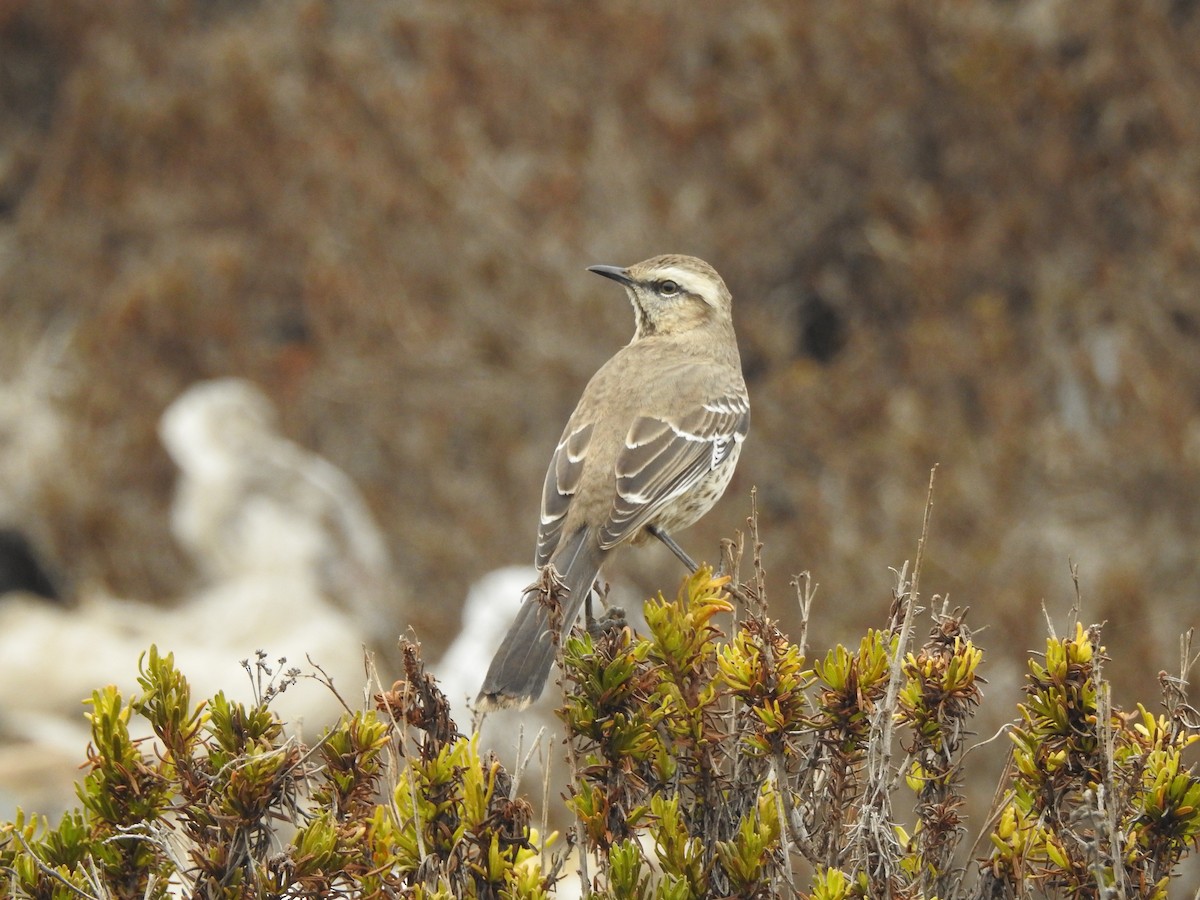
[588,605,626,640]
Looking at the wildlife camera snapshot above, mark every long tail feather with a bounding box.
[476,528,602,710]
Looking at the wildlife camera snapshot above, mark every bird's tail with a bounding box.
[476,528,603,710]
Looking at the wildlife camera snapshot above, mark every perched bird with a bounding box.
[477,255,749,710]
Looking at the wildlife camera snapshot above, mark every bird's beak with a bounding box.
[587,264,634,287]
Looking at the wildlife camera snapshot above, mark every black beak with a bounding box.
[587,264,634,287]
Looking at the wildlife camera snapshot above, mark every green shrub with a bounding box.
[3,518,1199,898]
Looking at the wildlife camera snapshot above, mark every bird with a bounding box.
[477,254,749,710]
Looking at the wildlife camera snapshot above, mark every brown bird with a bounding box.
[477,254,750,710]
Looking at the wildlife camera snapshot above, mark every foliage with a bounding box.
[0,646,560,899]
[3,525,1200,898]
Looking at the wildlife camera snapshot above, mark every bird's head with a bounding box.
[588,254,732,339]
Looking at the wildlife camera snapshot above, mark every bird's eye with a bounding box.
[658,280,680,296]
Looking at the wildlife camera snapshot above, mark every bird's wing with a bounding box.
[600,388,749,550]
[535,422,593,567]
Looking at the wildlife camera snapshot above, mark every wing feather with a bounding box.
[536,422,593,566]
[600,391,748,549]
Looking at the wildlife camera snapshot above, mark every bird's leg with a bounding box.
[648,525,699,572]
[582,580,608,638]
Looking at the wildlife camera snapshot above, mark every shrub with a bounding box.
[3,510,1199,898]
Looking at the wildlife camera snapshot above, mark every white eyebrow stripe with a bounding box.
[651,266,720,307]
[654,266,697,284]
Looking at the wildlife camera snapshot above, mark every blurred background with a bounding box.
[1,0,1199,870]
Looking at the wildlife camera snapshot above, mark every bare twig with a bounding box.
[10,830,103,900]
[851,466,938,889]
[791,571,816,661]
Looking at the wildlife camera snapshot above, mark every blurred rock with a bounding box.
[159,377,407,669]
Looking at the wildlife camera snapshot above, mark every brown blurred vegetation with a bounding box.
[1,0,1199,710]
